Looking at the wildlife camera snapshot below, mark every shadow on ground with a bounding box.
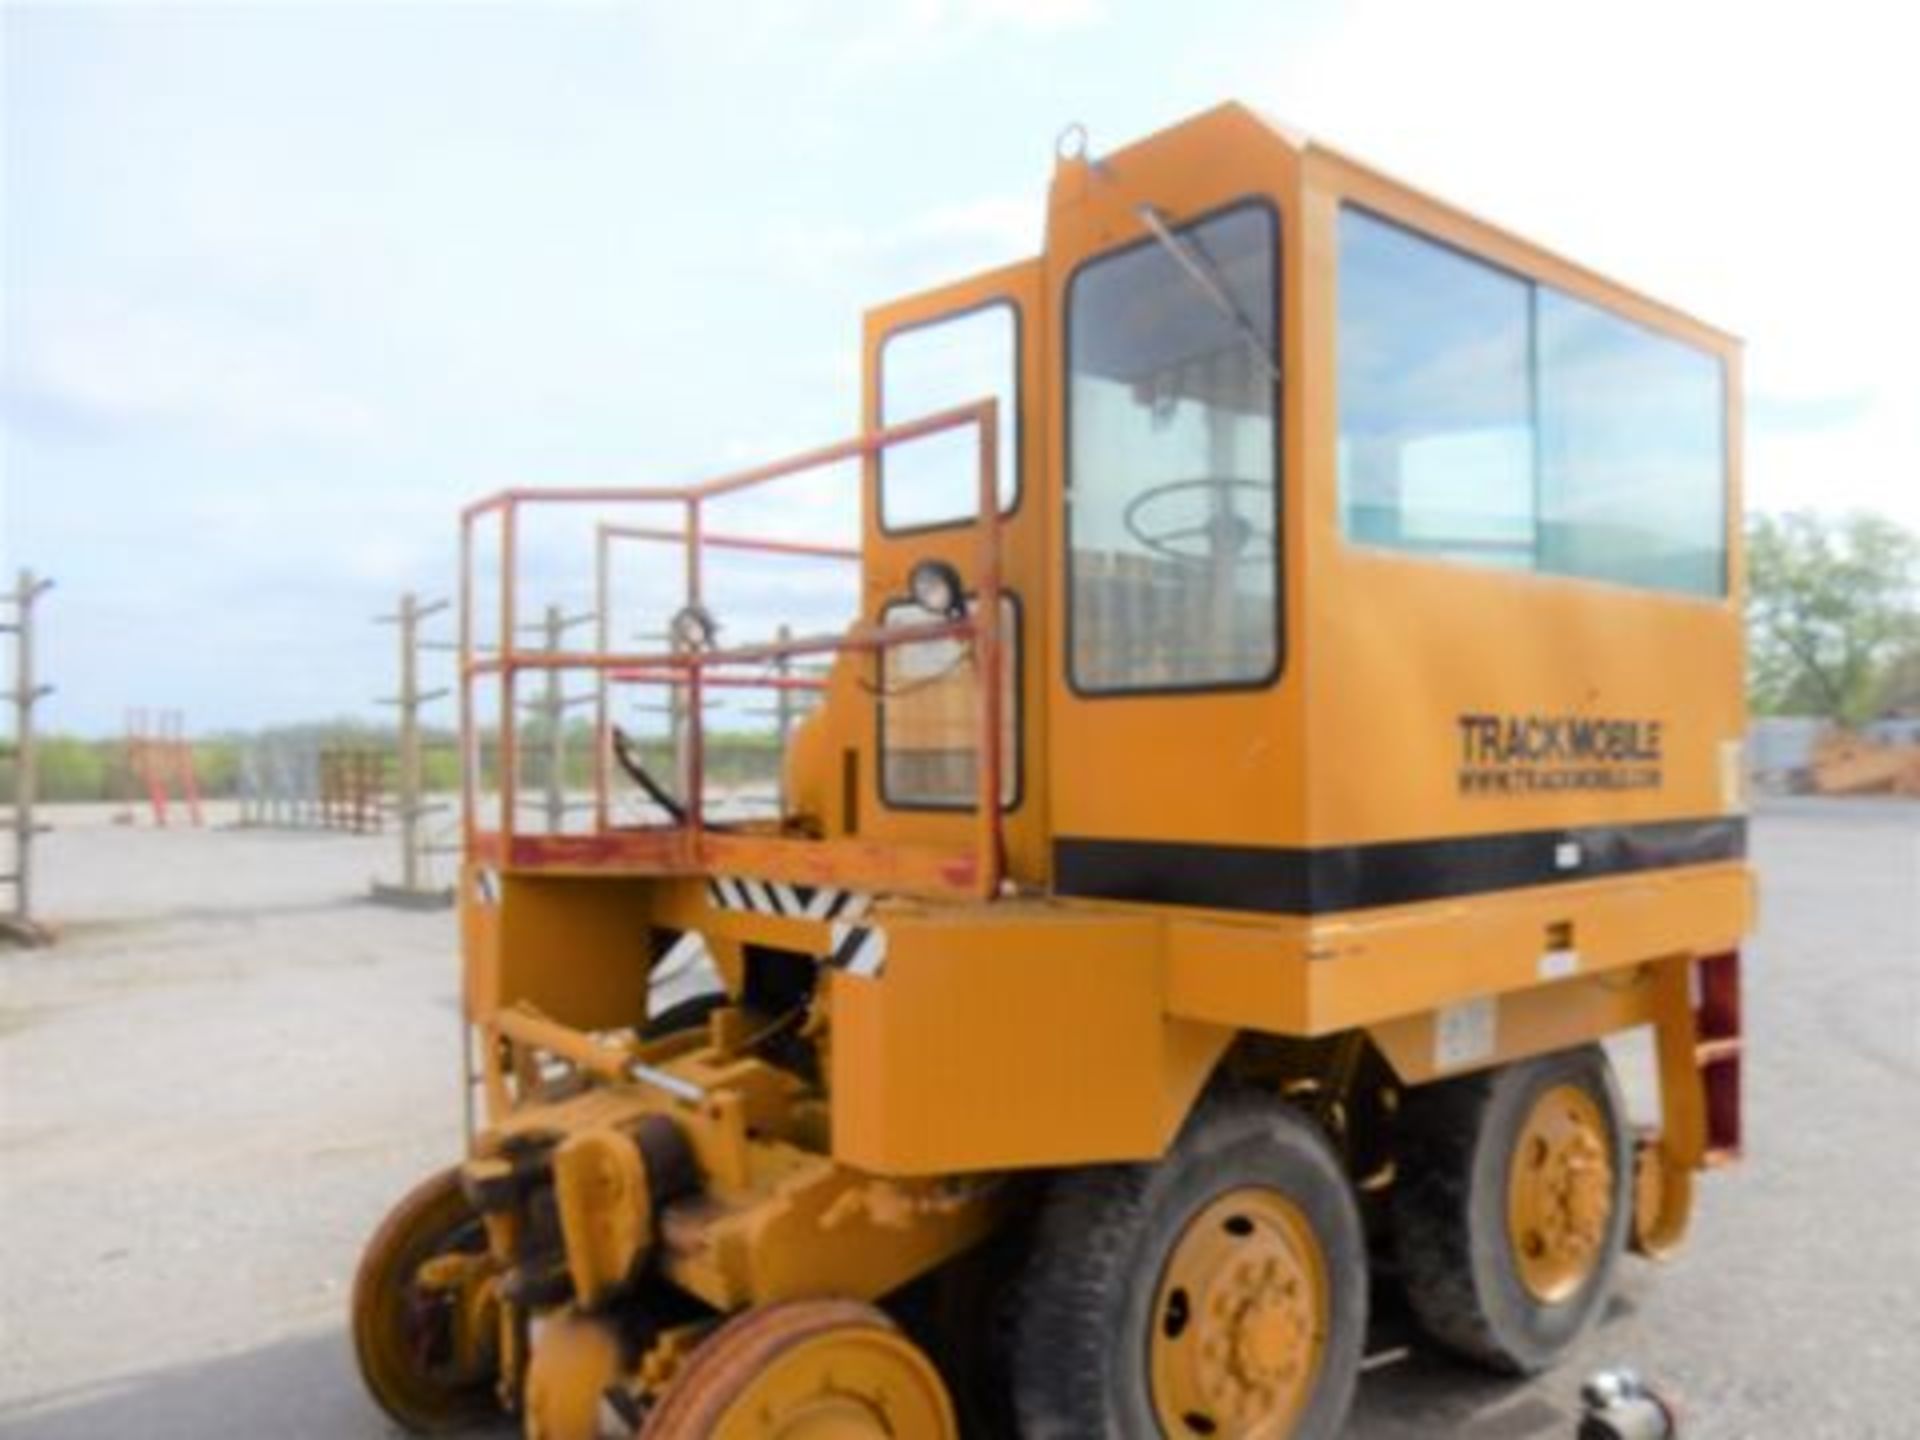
[0,1307,1609,1440]
[0,1329,508,1440]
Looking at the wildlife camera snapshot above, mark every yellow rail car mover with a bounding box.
[352,103,1750,1440]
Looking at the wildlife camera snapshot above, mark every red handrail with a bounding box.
[458,399,1003,901]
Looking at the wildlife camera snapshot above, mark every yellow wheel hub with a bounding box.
[640,1298,956,1440]
[1507,1082,1614,1303]
[1150,1187,1329,1439]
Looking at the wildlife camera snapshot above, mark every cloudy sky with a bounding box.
[3,0,1915,735]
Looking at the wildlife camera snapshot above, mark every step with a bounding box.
[1695,1036,1743,1065]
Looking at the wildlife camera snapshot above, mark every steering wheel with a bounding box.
[1122,477,1274,566]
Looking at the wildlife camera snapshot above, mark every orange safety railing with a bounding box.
[458,399,1004,901]
[591,521,857,833]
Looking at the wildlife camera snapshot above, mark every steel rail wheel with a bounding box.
[639,1297,957,1440]
[351,1166,502,1434]
[1393,1044,1631,1375]
[1149,1188,1330,1438]
[1506,1083,1614,1303]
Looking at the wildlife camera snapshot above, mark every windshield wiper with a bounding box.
[1136,204,1282,384]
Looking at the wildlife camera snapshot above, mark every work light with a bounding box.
[669,603,717,652]
[908,559,966,619]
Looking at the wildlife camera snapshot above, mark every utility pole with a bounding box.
[1,570,55,946]
[544,605,568,833]
[521,604,596,833]
[372,592,454,908]
[774,623,794,812]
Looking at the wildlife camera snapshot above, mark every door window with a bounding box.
[878,595,1020,809]
[879,303,1020,532]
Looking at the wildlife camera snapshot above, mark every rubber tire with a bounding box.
[888,1183,1039,1440]
[1391,1043,1631,1375]
[350,1166,500,1434]
[1009,1091,1367,1440]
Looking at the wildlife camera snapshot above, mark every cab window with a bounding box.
[1337,206,1727,597]
[878,594,1019,809]
[878,303,1020,532]
[1065,203,1281,693]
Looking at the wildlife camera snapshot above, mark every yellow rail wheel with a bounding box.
[1392,1044,1631,1374]
[638,1297,958,1439]
[1010,1093,1366,1440]
[350,1166,501,1434]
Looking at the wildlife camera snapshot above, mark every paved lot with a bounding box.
[1,799,1915,1438]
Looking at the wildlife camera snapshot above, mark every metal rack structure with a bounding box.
[1,570,54,945]
[371,592,458,908]
[123,708,203,828]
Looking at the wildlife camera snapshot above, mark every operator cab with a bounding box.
[854,102,1737,916]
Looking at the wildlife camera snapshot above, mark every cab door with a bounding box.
[1044,193,1301,898]
[857,261,1050,886]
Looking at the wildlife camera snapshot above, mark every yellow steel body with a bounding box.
[424,102,1751,1429]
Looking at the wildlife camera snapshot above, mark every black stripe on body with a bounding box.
[1054,817,1745,916]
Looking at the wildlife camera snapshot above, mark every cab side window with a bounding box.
[1337,207,1727,597]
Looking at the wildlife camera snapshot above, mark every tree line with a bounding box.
[1748,511,1920,724]
[3,721,785,805]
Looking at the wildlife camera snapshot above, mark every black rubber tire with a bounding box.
[889,1180,1041,1440]
[1391,1043,1631,1375]
[1009,1091,1367,1440]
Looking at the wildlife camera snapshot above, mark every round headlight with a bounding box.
[908,559,965,619]
[669,603,718,652]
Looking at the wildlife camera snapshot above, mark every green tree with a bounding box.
[1875,639,1920,717]
[1747,510,1920,722]
[5,734,110,801]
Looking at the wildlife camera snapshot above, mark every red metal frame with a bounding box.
[609,671,828,692]
[459,400,1004,901]
[1697,950,1742,1162]
[124,708,204,829]
[591,520,857,833]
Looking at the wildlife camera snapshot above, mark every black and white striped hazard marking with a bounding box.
[705,876,872,924]
[704,876,886,978]
[655,929,709,973]
[826,921,887,978]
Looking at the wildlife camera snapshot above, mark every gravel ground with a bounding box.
[1,799,1915,1438]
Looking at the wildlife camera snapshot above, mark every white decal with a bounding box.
[1539,948,1580,981]
[1434,996,1497,1071]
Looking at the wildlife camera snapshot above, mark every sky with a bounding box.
[3,0,1916,736]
